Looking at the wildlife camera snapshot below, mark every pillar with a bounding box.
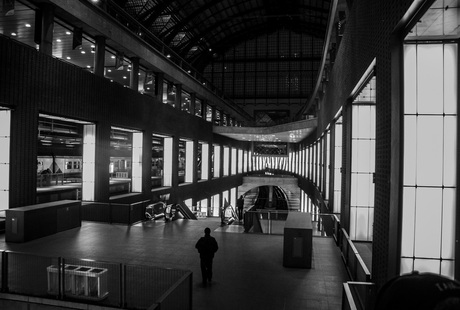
[94,36,106,77]
[39,4,54,56]
[130,57,140,91]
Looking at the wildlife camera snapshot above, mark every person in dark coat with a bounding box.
[195,227,218,286]
[237,195,244,221]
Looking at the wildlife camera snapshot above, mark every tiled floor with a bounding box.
[0,218,349,310]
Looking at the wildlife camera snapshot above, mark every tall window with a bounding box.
[349,76,376,242]
[401,42,457,277]
[333,117,343,214]
[0,109,10,210]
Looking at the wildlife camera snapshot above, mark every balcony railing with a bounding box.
[0,250,192,310]
[342,281,376,310]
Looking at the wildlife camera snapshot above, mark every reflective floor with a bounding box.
[0,218,349,310]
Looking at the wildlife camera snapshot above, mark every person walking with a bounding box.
[195,227,218,287]
[237,195,244,221]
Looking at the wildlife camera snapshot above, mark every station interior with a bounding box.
[0,0,459,309]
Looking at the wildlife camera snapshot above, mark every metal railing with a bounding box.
[244,210,289,234]
[342,282,376,310]
[0,250,192,310]
[340,229,371,283]
[81,200,151,225]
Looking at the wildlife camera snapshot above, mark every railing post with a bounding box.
[189,272,193,310]
[1,251,8,293]
[120,263,125,308]
[268,211,272,234]
[59,257,64,300]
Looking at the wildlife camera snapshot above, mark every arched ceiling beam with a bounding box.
[163,2,330,45]
[188,21,325,70]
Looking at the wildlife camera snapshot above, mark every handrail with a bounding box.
[341,228,371,282]
[342,282,358,310]
[342,281,376,310]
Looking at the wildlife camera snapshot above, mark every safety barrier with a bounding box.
[342,282,376,310]
[340,229,371,283]
[244,210,289,234]
[0,251,192,310]
[81,200,151,225]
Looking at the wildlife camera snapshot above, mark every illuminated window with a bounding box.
[0,109,11,210]
[238,149,243,174]
[82,124,95,201]
[200,142,209,180]
[231,148,237,175]
[243,150,248,173]
[223,147,230,176]
[163,137,173,187]
[213,145,221,178]
[401,42,457,277]
[349,77,376,242]
[325,130,331,200]
[333,117,343,213]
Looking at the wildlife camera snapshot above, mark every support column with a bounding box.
[39,4,54,56]
[130,57,140,91]
[156,72,164,103]
[190,93,196,115]
[94,36,106,77]
[175,84,182,110]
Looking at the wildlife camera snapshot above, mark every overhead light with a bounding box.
[56,39,61,42]
[81,50,85,54]
[11,32,17,36]
[25,24,31,28]
[66,56,71,60]
[66,31,71,35]
[86,65,91,68]
[111,55,115,59]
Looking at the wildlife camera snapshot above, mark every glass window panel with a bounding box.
[403,116,417,186]
[415,188,442,258]
[441,260,455,279]
[334,170,342,190]
[357,106,373,139]
[444,44,457,115]
[442,188,456,259]
[401,187,416,257]
[404,44,417,115]
[417,116,443,186]
[0,110,11,136]
[0,164,9,189]
[444,116,457,187]
[351,174,373,206]
[414,259,440,274]
[352,140,374,173]
[350,207,357,239]
[355,207,369,241]
[368,208,374,240]
[417,45,444,115]
[400,258,414,275]
[0,137,9,163]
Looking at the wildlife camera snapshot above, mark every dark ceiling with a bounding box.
[114,0,332,70]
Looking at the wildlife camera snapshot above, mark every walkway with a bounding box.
[0,218,349,310]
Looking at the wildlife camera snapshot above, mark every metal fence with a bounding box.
[0,251,192,310]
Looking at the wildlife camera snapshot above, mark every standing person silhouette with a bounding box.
[195,227,218,287]
[237,195,244,221]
